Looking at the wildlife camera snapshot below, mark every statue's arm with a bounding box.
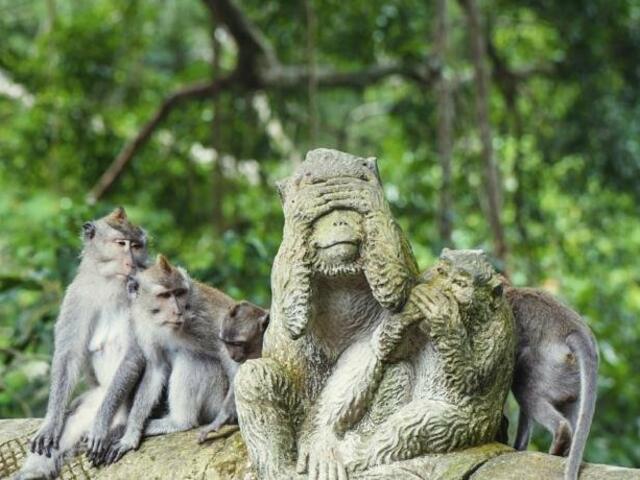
[311,294,425,438]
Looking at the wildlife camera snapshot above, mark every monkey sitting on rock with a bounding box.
[503,282,599,480]
[15,207,148,480]
[87,255,268,465]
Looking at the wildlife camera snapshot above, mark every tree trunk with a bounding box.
[435,0,454,247]
[305,0,319,147]
[461,0,508,265]
[210,23,226,232]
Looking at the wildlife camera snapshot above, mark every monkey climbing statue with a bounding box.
[234,148,516,480]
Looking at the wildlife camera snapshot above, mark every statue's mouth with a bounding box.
[317,240,359,250]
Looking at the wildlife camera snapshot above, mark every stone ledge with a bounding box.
[1,419,638,479]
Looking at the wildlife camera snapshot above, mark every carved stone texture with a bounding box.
[234,148,516,479]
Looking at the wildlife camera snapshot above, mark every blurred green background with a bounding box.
[1,0,639,468]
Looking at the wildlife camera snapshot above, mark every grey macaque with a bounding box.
[218,300,269,363]
[15,207,147,480]
[506,285,598,480]
[198,300,269,443]
[90,255,255,465]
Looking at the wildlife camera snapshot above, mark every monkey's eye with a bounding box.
[225,341,245,348]
[151,308,161,315]
[157,292,171,299]
[131,242,142,250]
[174,288,187,297]
[116,240,127,247]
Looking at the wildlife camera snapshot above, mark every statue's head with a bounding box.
[273,148,418,339]
[428,248,503,311]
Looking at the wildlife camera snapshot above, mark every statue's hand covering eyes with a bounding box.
[234,148,515,480]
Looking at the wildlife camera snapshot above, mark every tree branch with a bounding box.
[263,61,438,89]
[87,77,233,203]
[88,0,444,199]
[200,0,276,66]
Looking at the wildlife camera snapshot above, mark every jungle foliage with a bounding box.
[0,0,639,468]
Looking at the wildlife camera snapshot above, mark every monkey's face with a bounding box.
[83,207,147,279]
[220,302,269,363]
[432,261,475,307]
[449,271,475,307]
[131,255,193,334]
[310,209,364,276]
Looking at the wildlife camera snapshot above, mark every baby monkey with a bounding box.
[198,300,269,443]
[505,283,598,480]
[89,255,267,465]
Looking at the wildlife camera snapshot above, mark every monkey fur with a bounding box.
[87,255,267,465]
[505,284,598,480]
[15,207,147,480]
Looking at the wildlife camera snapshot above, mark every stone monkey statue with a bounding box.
[304,248,515,475]
[234,149,516,480]
[87,255,267,465]
[505,284,598,480]
[15,207,148,480]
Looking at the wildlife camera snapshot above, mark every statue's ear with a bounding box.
[276,179,288,204]
[82,221,96,240]
[364,157,381,182]
[492,283,504,299]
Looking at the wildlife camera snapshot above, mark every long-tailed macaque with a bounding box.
[198,300,269,443]
[506,285,598,480]
[15,207,147,480]
[87,255,267,465]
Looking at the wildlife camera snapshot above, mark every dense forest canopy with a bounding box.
[1,0,639,468]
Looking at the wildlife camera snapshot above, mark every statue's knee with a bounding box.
[235,358,285,403]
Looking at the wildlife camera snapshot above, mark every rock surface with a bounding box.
[1,419,638,479]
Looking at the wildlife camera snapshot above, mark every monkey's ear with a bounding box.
[127,276,140,299]
[109,206,128,221]
[260,311,270,331]
[82,221,96,240]
[156,254,173,274]
[229,303,241,318]
[364,157,381,181]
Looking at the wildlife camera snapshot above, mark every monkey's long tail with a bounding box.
[565,330,598,480]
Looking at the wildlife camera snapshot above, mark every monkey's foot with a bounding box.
[549,421,572,457]
[197,424,239,444]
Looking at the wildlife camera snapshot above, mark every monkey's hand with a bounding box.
[30,417,63,457]
[309,178,389,217]
[84,425,109,466]
[297,429,349,480]
[102,431,140,465]
[85,423,125,467]
[409,282,454,331]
